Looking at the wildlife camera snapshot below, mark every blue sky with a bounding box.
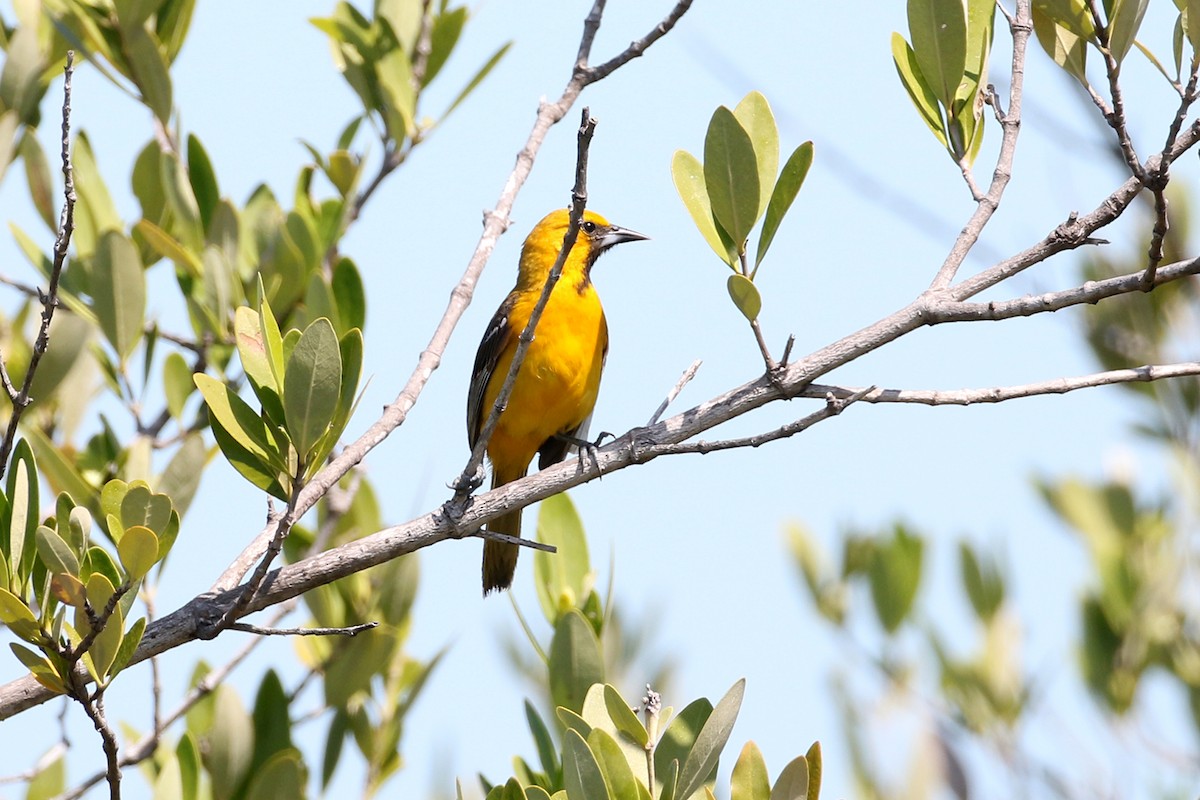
[1,1,1197,798]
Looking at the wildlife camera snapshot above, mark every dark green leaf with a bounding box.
[548,609,604,715]
[869,524,924,633]
[124,24,173,122]
[535,493,592,625]
[704,106,760,249]
[92,231,147,361]
[187,133,219,232]
[425,6,467,86]
[563,729,611,800]
[677,679,745,800]
[908,0,968,107]
[603,684,649,748]
[756,142,813,269]
[283,317,342,463]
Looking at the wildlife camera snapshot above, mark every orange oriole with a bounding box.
[467,208,648,594]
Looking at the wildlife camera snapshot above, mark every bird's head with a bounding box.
[518,208,648,288]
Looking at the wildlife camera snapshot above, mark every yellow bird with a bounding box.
[467,208,648,594]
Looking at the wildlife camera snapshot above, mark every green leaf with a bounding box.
[732,91,779,222]
[603,684,649,748]
[161,150,204,251]
[441,42,511,121]
[235,306,285,422]
[677,679,746,800]
[671,149,737,267]
[959,541,1005,621]
[194,374,284,470]
[1033,0,1098,39]
[124,24,173,123]
[243,749,307,800]
[1033,7,1090,84]
[24,748,65,800]
[251,670,293,772]
[0,587,40,640]
[375,30,416,142]
[92,231,147,361]
[727,274,762,322]
[157,434,209,521]
[163,351,194,419]
[177,732,202,800]
[283,317,342,463]
[907,0,968,107]
[0,110,20,193]
[589,728,640,800]
[110,615,145,677]
[20,132,57,231]
[892,33,949,147]
[655,698,711,792]
[332,257,367,332]
[869,524,924,633]
[121,484,172,537]
[548,608,604,715]
[1108,0,1149,65]
[87,600,124,681]
[7,438,39,584]
[186,133,219,232]
[525,700,561,782]
[768,755,808,800]
[9,643,65,694]
[732,741,770,800]
[1186,0,1200,56]
[535,493,592,624]
[424,6,467,86]
[563,729,611,800]
[756,142,813,269]
[35,525,80,577]
[117,525,159,580]
[134,218,203,278]
[804,742,822,800]
[704,106,760,249]
[207,686,254,800]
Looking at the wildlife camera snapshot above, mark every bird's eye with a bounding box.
[581,220,597,233]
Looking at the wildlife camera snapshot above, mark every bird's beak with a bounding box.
[599,225,650,250]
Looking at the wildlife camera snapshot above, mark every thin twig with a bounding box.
[801,362,1200,406]
[1086,0,1145,180]
[471,529,557,552]
[647,359,702,426]
[0,51,76,481]
[1143,66,1200,288]
[928,1,1031,289]
[648,387,873,456]
[227,621,378,637]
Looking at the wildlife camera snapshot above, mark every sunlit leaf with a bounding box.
[704,106,760,249]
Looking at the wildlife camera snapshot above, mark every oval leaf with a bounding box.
[769,755,809,800]
[283,317,342,463]
[727,274,762,322]
[732,741,770,800]
[535,493,592,625]
[117,525,159,580]
[92,231,147,361]
[563,729,611,800]
[908,0,968,107]
[756,142,813,269]
[677,679,746,800]
[548,609,604,715]
[672,150,736,267]
[704,106,761,248]
[732,91,779,222]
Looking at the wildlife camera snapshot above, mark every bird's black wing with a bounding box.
[467,294,515,448]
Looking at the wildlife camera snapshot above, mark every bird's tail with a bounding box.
[482,465,527,594]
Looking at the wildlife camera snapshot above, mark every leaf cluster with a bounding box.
[672,91,812,323]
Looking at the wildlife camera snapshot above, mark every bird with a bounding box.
[467,208,648,594]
